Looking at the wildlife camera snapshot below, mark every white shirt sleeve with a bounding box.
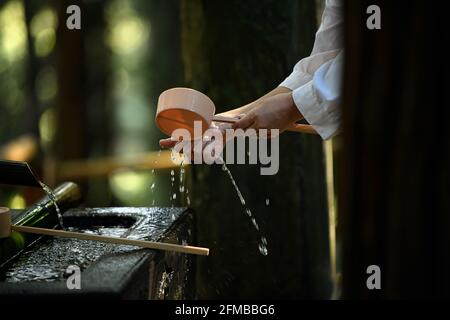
[279,0,343,90]
[293,51,343,140]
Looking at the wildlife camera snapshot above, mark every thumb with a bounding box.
[232,112,255,130]
[159,138,177,149]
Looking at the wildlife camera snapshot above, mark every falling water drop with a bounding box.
[265,198,270,206]
[221,164,246,206]
[251,217,259,231]
[179,165,185,193]
[258,243,268,256]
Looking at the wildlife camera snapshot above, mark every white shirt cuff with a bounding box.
[279,70,313,91]
[292,81,340,140]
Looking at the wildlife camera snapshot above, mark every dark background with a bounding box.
[1,0,449,299]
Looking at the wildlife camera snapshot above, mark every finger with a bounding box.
[248,125,277,139]
[159,138,177,149]
[232,113,255,130]
[246,124,260,138]
[173,140,191,154]
[215,122,233,131]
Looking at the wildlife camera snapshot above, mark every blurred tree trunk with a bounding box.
[181,0,332,298]
[23,0,40,138]
[341,1,450,298]
[82,0,112,205]
[55,0,86,161]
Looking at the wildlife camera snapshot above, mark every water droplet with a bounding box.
[258,243,268,256]
[251,217,259,231]
[172,193,177,200]
[246,209,252,217]
[179,185,185,193]
[170,170,174,176]
[221,164,246,206]
[265,198,270,206]
[150,183,155,190]
[261,237,268,245]
[187,196,191,206]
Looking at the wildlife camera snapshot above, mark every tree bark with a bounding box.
[181,0,331,299]
[55,0,86,161]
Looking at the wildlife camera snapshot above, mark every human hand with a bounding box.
[159,137,177,149]
[232,92,303,134]
[160,121,233,164]
[159,121,231,149]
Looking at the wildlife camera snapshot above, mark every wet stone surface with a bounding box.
[1,207,184,283]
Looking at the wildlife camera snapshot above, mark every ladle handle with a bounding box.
[212,115,239,123]
[211,115,318,135]
[11,225,210,256]
[287,124,318,135]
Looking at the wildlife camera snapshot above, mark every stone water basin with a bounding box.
[0,207,195,299]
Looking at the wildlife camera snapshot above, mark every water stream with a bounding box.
[39,182,65,230]
[220,163,268,256]
[156,149,268,255]
[170,169,175,205]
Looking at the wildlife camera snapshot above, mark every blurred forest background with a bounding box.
[0,0,336,299]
